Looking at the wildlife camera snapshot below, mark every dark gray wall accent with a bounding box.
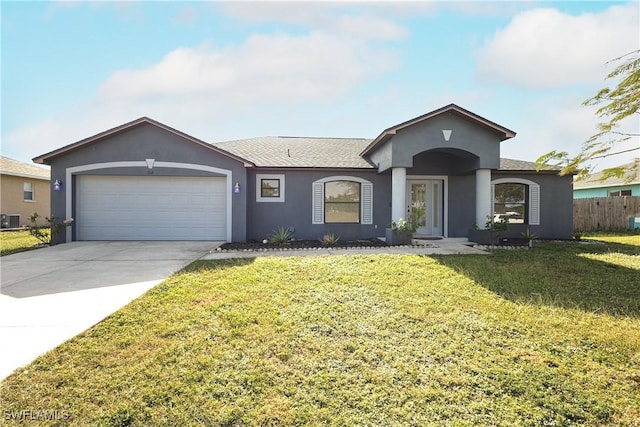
[447,174,477,237]
[246,169,391,241]
[372,111,502,172]
[48,123,247,243]
[492,172,574,240]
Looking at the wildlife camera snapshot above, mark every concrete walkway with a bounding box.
[0,238,484,381]
[202,238,487,260]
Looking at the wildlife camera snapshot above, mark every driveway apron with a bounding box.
[0,241,217,380]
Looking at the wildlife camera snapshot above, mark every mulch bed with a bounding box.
[219,238,389,251]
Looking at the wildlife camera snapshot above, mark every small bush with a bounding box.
[27,213,74,245]
[267,227,294,245]
[320,233,340,246]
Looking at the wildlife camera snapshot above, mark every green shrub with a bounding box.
[320,233,340,245]
[267,227,294,244]
[27,212,74,245]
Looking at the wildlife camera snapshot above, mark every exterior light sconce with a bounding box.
[53,179,63,191]
[145,159,155,174]
[234,182,241,194]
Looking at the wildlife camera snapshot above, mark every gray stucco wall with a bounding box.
[492,172,574,240]
[246,169,391,241]
[46,123,248,243]
[447,174,477,237]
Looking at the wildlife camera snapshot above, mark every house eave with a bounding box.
[574,181,640,190]
[1,171,50,180]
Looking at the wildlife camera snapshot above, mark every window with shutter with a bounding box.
[312,176,373,225]
[491,178,541,226]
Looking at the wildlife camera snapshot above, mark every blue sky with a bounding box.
[2,1,639,170]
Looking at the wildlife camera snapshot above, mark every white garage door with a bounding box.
[76,175,227,240]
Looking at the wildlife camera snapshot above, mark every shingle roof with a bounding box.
[216,136,376,168]
[498,158,558,171]
[216,137,547,172]
[0,156,50,180]
[573,161,640,188]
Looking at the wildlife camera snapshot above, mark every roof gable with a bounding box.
[0,156,50,180]
[33,117,253,166]
[361,103,516,157]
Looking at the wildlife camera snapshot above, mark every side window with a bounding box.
[494,183,527,223]
[491,178,540,225]
[24,182,34,201]
[256,174,285,202]
[610,189,632,197]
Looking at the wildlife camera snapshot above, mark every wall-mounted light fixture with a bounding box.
[53,179,63,191]
[234,182,241,194]
[145,158,155,174]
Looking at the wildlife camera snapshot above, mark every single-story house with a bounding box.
[33,104,573,243]
[573,161,640,199]
[0,156,51,228]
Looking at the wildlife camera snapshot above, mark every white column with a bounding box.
[391,167,407,222]
[476,168,492,229]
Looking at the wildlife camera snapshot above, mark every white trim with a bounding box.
[65,161,233,242]
[491,177,541,226]
[312,175,374,225]
[407,175,449,237]
[476,169,492,229]
[391,168,407,224]
[256,174,285,203]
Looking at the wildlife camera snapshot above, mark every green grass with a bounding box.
[0,229,44,256]
[1,241,639,426]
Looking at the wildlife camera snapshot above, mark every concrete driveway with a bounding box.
[0,241,218,380]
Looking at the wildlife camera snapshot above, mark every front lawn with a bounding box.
[0,229,43,256]
[1,241,639,426]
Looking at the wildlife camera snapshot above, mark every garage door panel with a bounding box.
[77,175,227,241]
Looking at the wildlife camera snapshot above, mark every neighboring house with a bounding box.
[573,161,640,199]
[0,156,51,228]
[33,104,573,243]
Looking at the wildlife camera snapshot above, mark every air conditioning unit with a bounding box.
[8,215,20,228]
[1,214,20,228]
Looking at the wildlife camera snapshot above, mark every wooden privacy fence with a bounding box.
[573,196,640,232]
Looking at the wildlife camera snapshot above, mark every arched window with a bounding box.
[312,176,373,225]
[491,178,540,225]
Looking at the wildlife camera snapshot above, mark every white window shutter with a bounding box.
[312,182,324,224]
[529,184,540,225]
[361,182,373,224]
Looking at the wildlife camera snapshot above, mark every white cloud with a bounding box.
[7,22,401,160]
[502,95,639,169]
[97,31,397,106]
[476,3,640,89]
[219,2,409,40]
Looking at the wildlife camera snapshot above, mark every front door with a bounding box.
[407,180,443,236]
